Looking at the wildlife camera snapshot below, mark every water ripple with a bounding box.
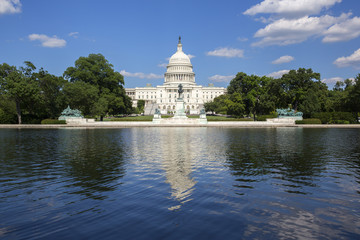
[0,128,359,239]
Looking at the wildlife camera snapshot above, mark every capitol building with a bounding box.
[125,37,226,114]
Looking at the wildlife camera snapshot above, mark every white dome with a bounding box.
[168,38,191,65]
[169,49,191,65]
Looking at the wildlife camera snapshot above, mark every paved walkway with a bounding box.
[1,122,360,128]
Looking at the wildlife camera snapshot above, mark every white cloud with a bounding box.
[245,1,360,46]
[321,77,344,84]
[333,48,360,69]
[28,34,66,48]
[322,16,360,42]
[237,37,248,42]
[157,63,167,68]
[206,47,244,58]
[68,32,79,38]
[252,14,345,46]
[187,54,195,59]
[208,74,235,82]
[272,55,294,64]
[120,70,163,79]
[0,0,21,15]
[267,69,290,78]
[244,0,341,18]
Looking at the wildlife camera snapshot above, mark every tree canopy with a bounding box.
[63,53,132,119]
[207,68,360,121]
[0,53,133,124]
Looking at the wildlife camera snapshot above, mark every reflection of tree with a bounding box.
[60,129,126,200]
[225,128,328,194]
[0,129,65,190]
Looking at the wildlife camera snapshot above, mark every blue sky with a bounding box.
[1,0,360,89]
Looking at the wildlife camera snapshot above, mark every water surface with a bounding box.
[0,128,359,239]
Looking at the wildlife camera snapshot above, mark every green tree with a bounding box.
[137,100,145,113]
[281,68,321,111]
[225,92,245,117]
[35,68,67,119]
[204,101,217,114]
[348,74,360,115]
[0,62,40,124]
[0,95,17,123]
[63,81,99,116]
[63,53,132,120]
[228,73,270,119]
[205,94,229,115]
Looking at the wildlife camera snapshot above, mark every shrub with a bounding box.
[296,119,322,124]
[257,114,278,121]
[313,112,356,124]
[330,120,350,124]
[41,119,66,124]
[312,112,331,124]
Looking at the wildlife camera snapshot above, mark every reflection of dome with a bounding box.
[165,37,195,85]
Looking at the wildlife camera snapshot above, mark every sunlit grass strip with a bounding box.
[206,116,254,121]
[106,116,153,121]
[41,119,66,124]
[295,119,322,124]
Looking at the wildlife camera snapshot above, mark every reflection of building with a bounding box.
[128,128,197,210]
[125,37,226,114]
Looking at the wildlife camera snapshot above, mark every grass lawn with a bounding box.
[206,116,254,121]
[105,116,153,121]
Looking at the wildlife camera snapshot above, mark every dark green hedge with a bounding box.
[296,119,322,124]
[0,109,17,124]
[41,119,66,124]
[312,112,356,124]
[257,114,278,121]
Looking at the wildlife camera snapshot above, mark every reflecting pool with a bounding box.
[0,128,359,239]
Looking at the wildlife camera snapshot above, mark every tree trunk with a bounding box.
[16,100,22,124]
[100,115,103,121]
[294,101,298,111]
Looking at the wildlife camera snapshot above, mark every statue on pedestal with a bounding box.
[276,108,303,117]
[178,84,184,99]
[59,105,83,120]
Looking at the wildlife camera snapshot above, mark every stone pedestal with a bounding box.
[173,98,187,119]
[152,114,162,123]
[199,113,207,124]
[266,117,302,124]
